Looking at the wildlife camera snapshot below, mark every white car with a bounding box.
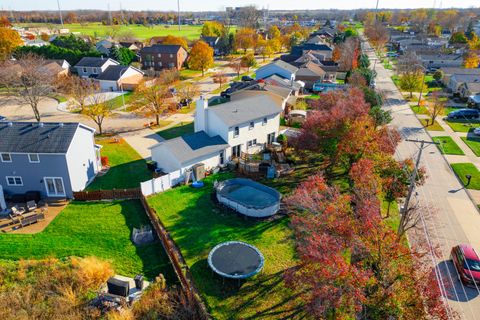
[474,127,480,136]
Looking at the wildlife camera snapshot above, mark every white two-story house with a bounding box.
[74,57,119,78]
[150,92,282,175]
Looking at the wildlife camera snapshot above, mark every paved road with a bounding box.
[363,38,480,319]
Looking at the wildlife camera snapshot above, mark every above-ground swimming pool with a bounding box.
[208,241,264,279]
[215,178,281,217]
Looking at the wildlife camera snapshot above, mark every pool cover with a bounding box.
[208,241,264,279]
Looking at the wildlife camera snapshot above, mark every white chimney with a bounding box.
[194,95,208,133]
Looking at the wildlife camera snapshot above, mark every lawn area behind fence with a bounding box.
[157,122,194,140]
[88,138,152,190]
[147,173,298,319]
[451,163,480,190]
[0,200,175,280]
[432,136,465,155]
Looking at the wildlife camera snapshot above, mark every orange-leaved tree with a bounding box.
[0,27,22,61]
[188,40,214,76]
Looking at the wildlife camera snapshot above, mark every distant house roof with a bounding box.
[0,122,91,153]
[74,57,118,68]
[264,74,303,91]
[140,44,186,54]
[96,65,144,81]
[463,82,480,93]
[208,93,282,127]
[441,67,480,77]
[154,131,228,165]
[306,35,327,44]
[451,74,480,84]
[292,43,333,56]
[39,61,65,76]
[418,54,463,61]
[261,60,299,75]
[296,61,327,77]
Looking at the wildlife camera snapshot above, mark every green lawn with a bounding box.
[147,173,297,319]
[0,200,174,280]
[451,163,480,190]
[410,104,429,115]
[87,138,152,190]
[432,136,465,155]
[419,118,444,131]
[18,23,205,40]
[306,94,320,100]
[108,92,134,110]
[445,119,480,133]
[179,69,203,79]
[461,137,480,156]
[157,122,194,140]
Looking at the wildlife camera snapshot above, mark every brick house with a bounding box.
[139,44,188,71]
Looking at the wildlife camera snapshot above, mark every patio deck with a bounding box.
[0,200,68,234]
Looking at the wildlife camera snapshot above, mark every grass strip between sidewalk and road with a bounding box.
[451,163,480,190]
[461,137,480,157]
[419,118,444,131]
[432,136,465,155]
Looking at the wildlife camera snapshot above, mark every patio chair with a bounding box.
[26,201,37,212]
[11,206,26,216]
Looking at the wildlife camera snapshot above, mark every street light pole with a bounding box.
[119,68,127,111]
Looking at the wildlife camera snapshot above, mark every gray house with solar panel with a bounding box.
[0,122,101,199]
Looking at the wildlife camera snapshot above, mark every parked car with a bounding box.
[447,109,480,119]
[241,75,254,82]
[474,127,480,136]
[451,244,480,286]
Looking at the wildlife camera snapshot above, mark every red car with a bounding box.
[451,244,480,286]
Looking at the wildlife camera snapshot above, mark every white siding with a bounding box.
[99,80,119,91]
[206,111,229,142]
[65,125,99,192]
[151,145,182,173]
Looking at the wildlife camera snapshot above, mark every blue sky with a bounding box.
[3,0,479,11]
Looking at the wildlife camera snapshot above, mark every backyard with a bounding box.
[0,200,174,280]
[87,138,152,190]
[157,122,194,140]
[147,173,299,319]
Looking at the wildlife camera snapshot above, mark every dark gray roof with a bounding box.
[271,60,299,74]
[75,57,117,68]
[209,93,282,127]
[140,44,184,54]
[0,122,84,153]
[96,65,143,81]
[156,131,228,164]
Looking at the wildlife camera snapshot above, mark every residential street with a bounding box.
[363,39,480,319]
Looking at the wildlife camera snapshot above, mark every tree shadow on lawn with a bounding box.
[116,200,176,282]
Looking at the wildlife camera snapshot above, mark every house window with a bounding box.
[83,67,87,73]
[28,153,40,163]
[169,63,175,68]
[247,139,257,148]
[0,153,11,162]
[219,151,225,165]
[249,121,254,130]
[6,176,23,186]
[92,67,98,74]
[157,53,162,58]
[234,126,239,137]
[262,117,267,125]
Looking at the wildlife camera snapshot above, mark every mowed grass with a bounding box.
[432,136,465,155]
[410,104,429,115]
[0,200,174,280]
[147,173,298,319]
[451,163,480,190]
[87,138,151,190]
[419,118,444,131]
[108,91,134,110]
[157,122,194,140]
[445,119,480,133]
[18,23,204,40]
[461,136,480,156]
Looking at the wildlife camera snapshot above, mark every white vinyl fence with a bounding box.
[140,170,183,196]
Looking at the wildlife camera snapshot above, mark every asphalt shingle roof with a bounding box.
[96,65,142,81]
[75,57,117,68]
[209,93,282,127]
[140,44,184,54]
[0,122,81,153]
[158,131,228,164]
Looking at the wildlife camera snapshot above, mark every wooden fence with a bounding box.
[139,195,210,319]
[73,188,142,201]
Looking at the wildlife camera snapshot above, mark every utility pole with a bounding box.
[399,139,439,234]
[108,3,112,26]
[120,2,125,25]
[57,0,63,26]
[177,0,181,31]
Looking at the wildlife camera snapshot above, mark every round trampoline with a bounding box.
[208,241,264,279]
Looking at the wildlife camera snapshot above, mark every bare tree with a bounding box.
[228,57,244,78]
[64,76,98,112]
[212,71,229,90]
[176,82,199,108]
[365,22,389,54]
[0,54,56,122]
[237,5,261,28]
[428,92,446,126]
[81,94,112,135]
